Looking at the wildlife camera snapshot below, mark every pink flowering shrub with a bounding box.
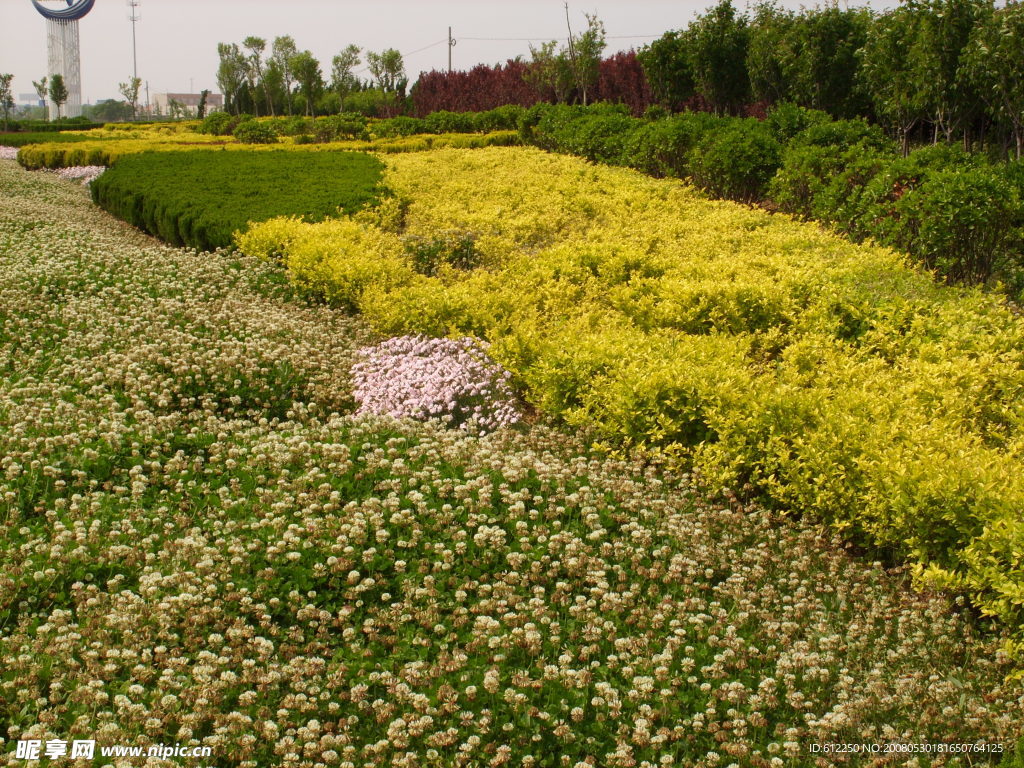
[352,335,520,432]
[0,146,19,160]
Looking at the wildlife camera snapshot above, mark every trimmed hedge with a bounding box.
[0,132,94,148]
[91,150,385,251]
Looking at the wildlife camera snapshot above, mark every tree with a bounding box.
[746,2,793,107]
[32,76,48,118]
[524,40,574,103]
[688,0,751,115]
[638,29,696,109]
[198,89,210,119]
[289,50,323,116]
[566,12,606,106]
[366,48,407,95]
[911,0,991,144]
[216,43,247,114]
[243,36,274,116]
[332,44,362,101]
[118,76,141,120]
[168,98,189,119]
[0,74,14,131]
[271,35,298,115]
[961,1,1024,158]
[49,74,69,120]
[859,6,926,155]
[84,98,132,122]
[785,5,871,119]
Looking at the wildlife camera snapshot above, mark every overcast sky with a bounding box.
[1,0,888,104]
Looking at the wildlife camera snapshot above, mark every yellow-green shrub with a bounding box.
[254,217,412,311]
[233,215,308,261]
[236,147,1024,646]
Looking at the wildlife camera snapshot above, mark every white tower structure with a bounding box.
[31,0,96,120]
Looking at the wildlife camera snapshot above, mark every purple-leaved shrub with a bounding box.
[352,335,520,433]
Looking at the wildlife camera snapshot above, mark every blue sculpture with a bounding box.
[30,0,95,21]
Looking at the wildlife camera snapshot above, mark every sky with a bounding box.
[0,0,888,105]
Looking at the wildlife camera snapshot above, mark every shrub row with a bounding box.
[198,112,371,143]
[237,147,1024,652]
[197,107,527,144]
[520,103,1024,292]
[0,132,95,148]
[15,129,519,170]
[91,150,385,251]
[1,116,103,132]
[372,105,527,138]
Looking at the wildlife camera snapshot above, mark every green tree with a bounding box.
[243,36,274,116]
[638,29,696,109]
[366,49,407,95]
[565,12,606,105]
[746,2,794,106]
[911,0,991,144]
[197,89,210,119]
[216,43,247,114]
[49,74,68,120]
[525,40,574,103]
[784,5,871,119]
[958,0,1024,156]
[32,76,48,118]
[331,44,362,102]
[271,35,298,115]
[168,97,189,119]
[84,99,132,122]
[118,76,141,120]
[688,0,751,115]
[289,50,323,116]
[0,74,14,131]
[859,6,925,155]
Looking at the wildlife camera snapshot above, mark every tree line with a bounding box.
[638,0,1024,158]
[216,36,408,118]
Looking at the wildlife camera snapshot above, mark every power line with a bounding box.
[459,34,662,41]
[351,39,447,76]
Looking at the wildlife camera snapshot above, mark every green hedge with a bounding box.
[0,132,95,148]
[3,117,103,133]
[91,150,386,251]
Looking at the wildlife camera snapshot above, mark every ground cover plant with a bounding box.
[352,335,522,432]
[3,145,1024,767]
[48,165,105,185]
[238,146,1024,653]
[89,150,387,251]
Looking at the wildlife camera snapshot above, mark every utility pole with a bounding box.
[127,0,140,82]
[448,26,456,73]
